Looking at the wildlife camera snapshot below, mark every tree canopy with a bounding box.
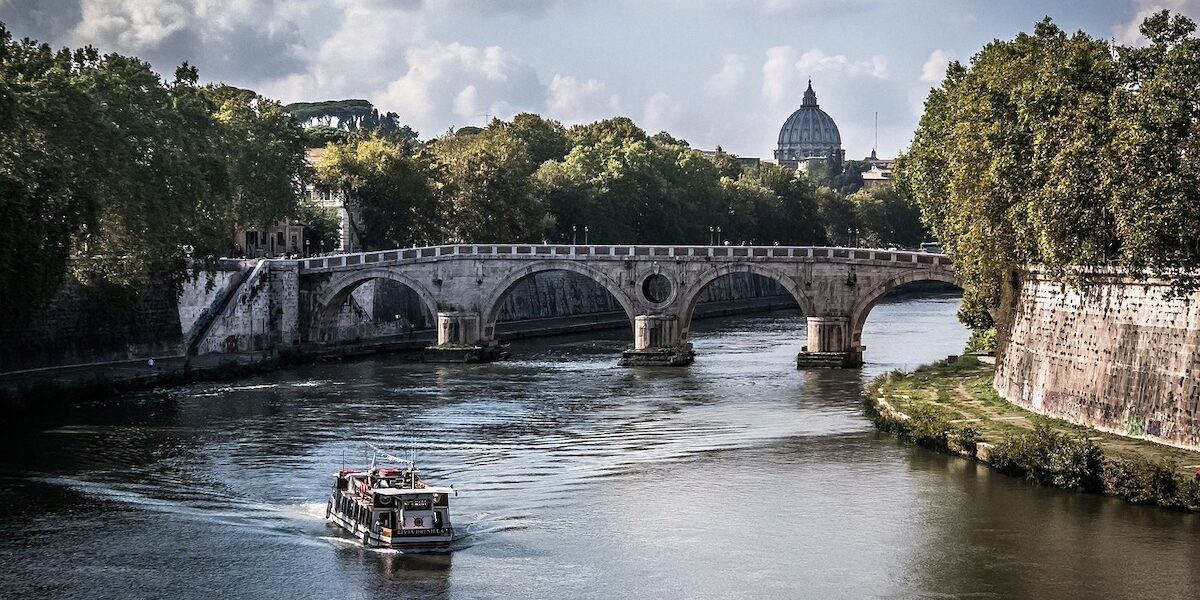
[0,25,309,325]
[896,11,1200,328]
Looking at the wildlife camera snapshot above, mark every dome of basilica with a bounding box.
[774,81,842,164]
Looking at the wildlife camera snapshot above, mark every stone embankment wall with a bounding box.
[1,278,178,372]
[994,269,1200,450]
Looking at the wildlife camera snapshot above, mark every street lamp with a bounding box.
[304,238,310,257]
[584,226,589,245]
[717,226,722,245]
[709,226,714,246]
[573,225,577,245]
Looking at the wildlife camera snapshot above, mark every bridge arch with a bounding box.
[677,263,815,340]
[847,269,962,349]
[481,260,639,340]
[315,267,440,342]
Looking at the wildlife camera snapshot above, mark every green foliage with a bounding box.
[0,27,308,325]
[964,328,997,354]
[1103,456,1200,509]
[847,185,927,247]
[296,202,341,252]
[897,11,1200,325]
[988,421,1105,492]
[429,125,545,243]
[314,135,438,249]
[284,99,412,140]
[303,125,349,148]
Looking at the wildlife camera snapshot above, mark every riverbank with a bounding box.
[867,357,1200,510]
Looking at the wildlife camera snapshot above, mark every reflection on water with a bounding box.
[1,294,1198,599]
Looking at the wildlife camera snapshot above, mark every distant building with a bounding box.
[235,220,306,258]
[860,150,895,190]
[697,148,761,169]
[774,80,844,171]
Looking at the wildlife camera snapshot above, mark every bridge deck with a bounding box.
[298,245,951,274]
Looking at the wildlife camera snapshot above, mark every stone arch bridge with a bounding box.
[287,243,957,367]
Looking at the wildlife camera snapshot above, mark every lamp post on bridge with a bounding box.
[584,226,589,245]
[572,225,577,245]
[709,226,714,246]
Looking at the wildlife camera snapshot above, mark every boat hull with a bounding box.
[327,506,453,551]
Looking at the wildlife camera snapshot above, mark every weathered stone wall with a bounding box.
[0,276,186,371]
[994,269,1200,450]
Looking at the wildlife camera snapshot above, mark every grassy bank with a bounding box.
[866,357,1200,511]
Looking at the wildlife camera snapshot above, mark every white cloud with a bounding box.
[762,46,887,106]
[546,74,620,123]
[920,49,953,83]
[643,92,683,134]
[1113,0,1200,46]
[378,42,544,132]
[64,0,310,81]
[706,54,746,96]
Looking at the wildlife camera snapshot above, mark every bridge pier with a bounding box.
[796,316,863,368]
[424,311,504,363]
[618,315,695,367]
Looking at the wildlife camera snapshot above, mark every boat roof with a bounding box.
[373,487,455,496]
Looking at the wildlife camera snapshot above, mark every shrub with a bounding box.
[988,422,1105,492]
[1104,456,1200,509]
[903,404,955,452]
[965,328,997,354]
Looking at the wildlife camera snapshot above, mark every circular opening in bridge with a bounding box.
[642,273,671,304]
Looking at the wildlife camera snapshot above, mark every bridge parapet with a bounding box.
[297,244,953,274]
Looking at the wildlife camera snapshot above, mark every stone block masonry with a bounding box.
[994,269,1200,450]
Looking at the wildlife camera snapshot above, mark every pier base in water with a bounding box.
[618,344,695,367]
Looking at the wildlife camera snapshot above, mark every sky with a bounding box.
[2,0,1198,159]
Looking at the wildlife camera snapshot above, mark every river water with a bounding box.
[2,294,1198,599]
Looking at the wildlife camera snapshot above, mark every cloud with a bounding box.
[762,46,887,106]
[57,0,309,82]
[643,92,683,134]
[377,42,544,132]
[546,74,619,123]
[1113,0,1200,46]
[920,49,953,83]
[707,54,746,96]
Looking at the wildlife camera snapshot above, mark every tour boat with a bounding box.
[326,446,455,551]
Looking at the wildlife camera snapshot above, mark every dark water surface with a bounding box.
[2,294,1198,599]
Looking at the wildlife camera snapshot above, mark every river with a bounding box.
[1,293,1197,599]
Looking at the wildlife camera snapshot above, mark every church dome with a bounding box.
[775,81,842,162]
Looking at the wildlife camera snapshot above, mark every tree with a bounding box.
[896,17,1123,328]
[1107,11,1200,290]
[428,127,545,243]
[315,136,438,249]
[848,186,927,248]
[500,113,570,167]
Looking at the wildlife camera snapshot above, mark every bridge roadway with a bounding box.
[284,243,959,367]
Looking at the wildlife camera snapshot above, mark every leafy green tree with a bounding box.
[0,27,103,323]
[848,186,927,248]
[428,127,545,243]
[897,17,1122,327]
[738,163,826,244]
[303,125,350,148]
[499,113,571,167]
[1107,11,1200,289]
[315,136,439,249]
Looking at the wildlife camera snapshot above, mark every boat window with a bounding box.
[433,511,443,528]
[379,513,391,528]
